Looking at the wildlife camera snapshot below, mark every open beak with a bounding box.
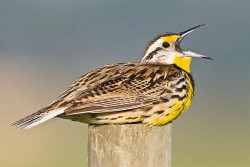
[177,24,212,60]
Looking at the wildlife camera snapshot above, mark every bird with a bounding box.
[13,25,211,129]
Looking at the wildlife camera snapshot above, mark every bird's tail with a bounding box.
[12,107,67,130]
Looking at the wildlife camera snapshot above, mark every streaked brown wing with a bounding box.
[49,63,181,115]
[57,63,128,100]
[65,95,158,115]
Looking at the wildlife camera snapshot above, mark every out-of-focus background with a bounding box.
[1,0,249,167]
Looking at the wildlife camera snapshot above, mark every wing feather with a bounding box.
[65,96,158,115]
[47,63,181,115]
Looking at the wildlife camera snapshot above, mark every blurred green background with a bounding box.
[1,0,250,166]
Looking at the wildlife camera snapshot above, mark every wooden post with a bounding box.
[88,123,172,167]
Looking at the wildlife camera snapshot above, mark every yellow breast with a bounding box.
[174,56,192,73]
[165,73,194,123]
[143,73,194,126]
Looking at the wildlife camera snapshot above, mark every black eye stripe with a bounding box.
[162,42,170,48]
[144,47,162,61]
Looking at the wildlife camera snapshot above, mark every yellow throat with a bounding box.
[174,56,192,73]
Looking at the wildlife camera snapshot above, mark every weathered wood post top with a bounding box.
[88,123,172,167]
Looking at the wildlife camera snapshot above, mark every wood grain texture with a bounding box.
[88,123,172,167]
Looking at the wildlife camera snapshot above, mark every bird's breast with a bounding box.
[142,72,194,125]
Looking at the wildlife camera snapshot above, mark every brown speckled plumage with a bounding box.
[13,25,209,129]
[13,63,192,128]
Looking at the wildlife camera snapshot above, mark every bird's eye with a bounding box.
[162,42,170,48]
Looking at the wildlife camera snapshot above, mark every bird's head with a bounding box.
[142,25,211,73]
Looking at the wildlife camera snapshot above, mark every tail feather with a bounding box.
[12,107,67,130]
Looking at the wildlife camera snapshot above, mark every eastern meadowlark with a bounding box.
[13,25,211,129]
